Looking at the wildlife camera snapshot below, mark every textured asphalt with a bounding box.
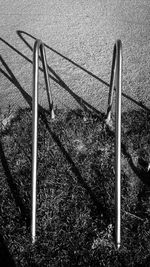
[1,0,150,115]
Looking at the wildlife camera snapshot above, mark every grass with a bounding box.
[0,106,150,266]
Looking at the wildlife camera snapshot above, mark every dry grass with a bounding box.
[0,107,150,266]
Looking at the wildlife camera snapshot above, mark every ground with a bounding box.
[1,1,150,266]
[1,0,150,115]
[0,107,150,266]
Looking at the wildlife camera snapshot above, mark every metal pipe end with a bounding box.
[116,243,121,250]
[32,235,36,245]
[51,109,55,120]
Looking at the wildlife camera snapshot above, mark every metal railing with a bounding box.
[31,39,55,244]
[106,39,122,249]
[31,38,122,247]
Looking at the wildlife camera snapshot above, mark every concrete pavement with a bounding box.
[1,0,150,115]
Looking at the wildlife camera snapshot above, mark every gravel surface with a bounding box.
[1,0,150,115]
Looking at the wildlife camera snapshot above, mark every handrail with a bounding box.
[31,38,122,246]
[31,39,55,244]
[106,39,122,249]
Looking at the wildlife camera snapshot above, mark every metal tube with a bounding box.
[115,40,122,249]
[106,40,122,248]
[106,44,116,123]
[31,40,40,244]
[40,44,55,119]
[31,39,54,244]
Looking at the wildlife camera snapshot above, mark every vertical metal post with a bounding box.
[115,40,122,249]
[31,39,54,244]
[105,40,122,248]
[32,40,39,244]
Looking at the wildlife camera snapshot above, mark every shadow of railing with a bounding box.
[0,37,102,116]
[0,53,110,232]
[40,112,110,224]
[0,140,30,227]
[106,127,150,186]
[0,55,48,115]
[17,31,109,87]
[0,233,16,267]
[0,54,109,226]
[1,32,150,114]
[17,30,150,113]
[0,55,32,108]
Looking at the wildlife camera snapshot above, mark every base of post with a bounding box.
[116,243,121,249]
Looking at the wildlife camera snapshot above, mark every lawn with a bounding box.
[0,107,150,266]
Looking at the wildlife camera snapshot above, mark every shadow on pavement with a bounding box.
[17,30,150,113]
[0,55,48,115]
[1,31,150,114]
[0,55,32,108]
[0,37,102,117]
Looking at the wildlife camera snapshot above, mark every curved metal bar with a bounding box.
[31,39,54,244]
[106,44,116,123]
[106,40,122,249]
[40,43,55,119]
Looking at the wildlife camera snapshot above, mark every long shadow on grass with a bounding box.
[17,30,150,113]
[122,145,150,220]
[40,112,110,223]
[0,140,30,227]
[0,233,16,267]
[121,144,150,185]
[107,126,150,186]
[1,56,107,221]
